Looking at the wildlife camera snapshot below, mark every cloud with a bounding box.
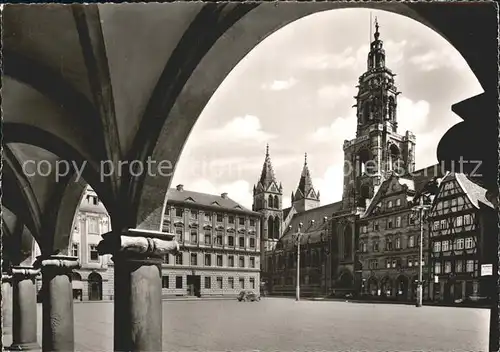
[396,97,431,134]
[261,78,298,91]
[317,84,353,108]
[309,115,357,144]
[409,47,469,72]
[192,115,276,146]
[187,178,254,209]
[312,164,345,205]
[294,40,407,72]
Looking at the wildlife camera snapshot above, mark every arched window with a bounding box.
[363,101,371,122]
[388,96,396,121]
[267,216,274,239]
[389,144,401,172]
[88,272,103,301]
[273,217,280,240]
[268,195,274,208]
[358,149,371,176]
[274,195,279,209]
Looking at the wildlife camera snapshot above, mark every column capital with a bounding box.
[97,228,179,259]
[10,266,40,279]
[33,255,80,273]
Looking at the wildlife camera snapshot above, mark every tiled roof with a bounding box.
[166,188,260,215]
[278,201,342,247]
[283,207,292,219]
[447,172,493,209]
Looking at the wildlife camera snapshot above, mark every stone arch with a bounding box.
[274,195,279,209]
[358,148,372,176]
[367,276,379,295]
[88,272,103,301]
[388,143,401,171]
[395,274,409,299]
[380,276,393,297]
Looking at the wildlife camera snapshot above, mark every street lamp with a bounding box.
[296,222,303,301]
[411,196,431,307]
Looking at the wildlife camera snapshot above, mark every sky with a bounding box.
[171,8,483,210]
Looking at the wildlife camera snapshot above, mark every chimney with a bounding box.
[176,184,184,191]
[221,192,228,199]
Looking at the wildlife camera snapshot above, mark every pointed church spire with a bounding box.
[297,153,314,197]
[258,143,276,188]
[292,153,320,212]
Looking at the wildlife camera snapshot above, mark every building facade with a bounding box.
[428,172,496,303]
[161,185,261,297]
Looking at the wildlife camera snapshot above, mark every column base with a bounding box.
[5,342,41,351]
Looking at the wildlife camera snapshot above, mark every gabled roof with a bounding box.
[166,188,260,215]
[257,144,277,190]
[278,201,342,248]
[443,172,493,209]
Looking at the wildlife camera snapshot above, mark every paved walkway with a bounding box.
[2,299,490,351]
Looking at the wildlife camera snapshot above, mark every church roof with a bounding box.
[294,153,319,201]
[278,201,342,248]
[257,144,277,189]
[166,188,260,216]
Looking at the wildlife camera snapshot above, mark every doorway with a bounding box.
[88,272,103,301]
[187,275,201,297]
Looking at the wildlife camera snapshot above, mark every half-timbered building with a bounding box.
[428,172,496,303]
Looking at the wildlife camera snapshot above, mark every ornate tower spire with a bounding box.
[259,143,276,188]
[293,153,320,213]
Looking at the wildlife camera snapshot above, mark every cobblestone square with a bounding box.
[3,298,489,351]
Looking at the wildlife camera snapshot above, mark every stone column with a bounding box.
[97,228,179,352]
[35,255,79,352]
[8,266,40,351]
[2,273,13,335]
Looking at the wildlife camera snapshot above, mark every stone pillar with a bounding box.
[2,274,13,335]
[97,228,179,352]
[8,266,40,351]
[35,255,79,352]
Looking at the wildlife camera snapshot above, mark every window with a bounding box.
[239,217,245,225]
[454,238,464,250]
[239,237,245,248]
[88,218,99,234]
[165,207,170,215]
[204,277,211,289]
[442,240,449,252]
[466,260,474,272]
[89,244,99,261]
[465,237,474,249]
[361,242,367,252]
[215,233,223,246]
[228,236,234,247]
[217,277,223,289]
[205,212,212,221]
[444,261,452,273]
[408,257,413,267]
[374,222,379,231]
[386,238,393,251]
[250,238,256,248]
[361,226,367,234]
[175,208,183,217]
[228,216,235,224]
[175,253,183,265]
[216,214,223,223]
[369,259,378,269]
[190,210,197,219]
[395,238,401,249]
[386,259,391,269]
[228,255,234,267]
[175,228,183,242]
[392,259,397,268]
[204,233,212,245]
[205,254,212,266]
[456,260,464,272]
[433,241,441,252]
[228,277,234,289]
[71,243,79,257]
[464,214,473,225]
[250,277,255,289]
[434,262,441,274]
[395,217,401,228]
[164,254,169,264]
[433,221,440,231]
[250,257,255,268]
[239,277,245,289]
[387,219,393,229]
[456,216,463,227]
[408,236,415,248]
[190,230,198,243]
[73,221,79,233]
[176,276,183,289]
[388,201,393,209]
[440,219,447,230]
[396,199,401,207]
[217,255,223,267]
[190,253,198,266]
[250,219,256,227]
[239,256,245,268]
[162,276,169,288]
[373,241,379,251]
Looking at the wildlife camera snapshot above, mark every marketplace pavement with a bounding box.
[2,298,489,351]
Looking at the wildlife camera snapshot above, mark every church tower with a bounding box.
[341,19,416,210]
[253,144,283,252]
[292,153,321,213]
